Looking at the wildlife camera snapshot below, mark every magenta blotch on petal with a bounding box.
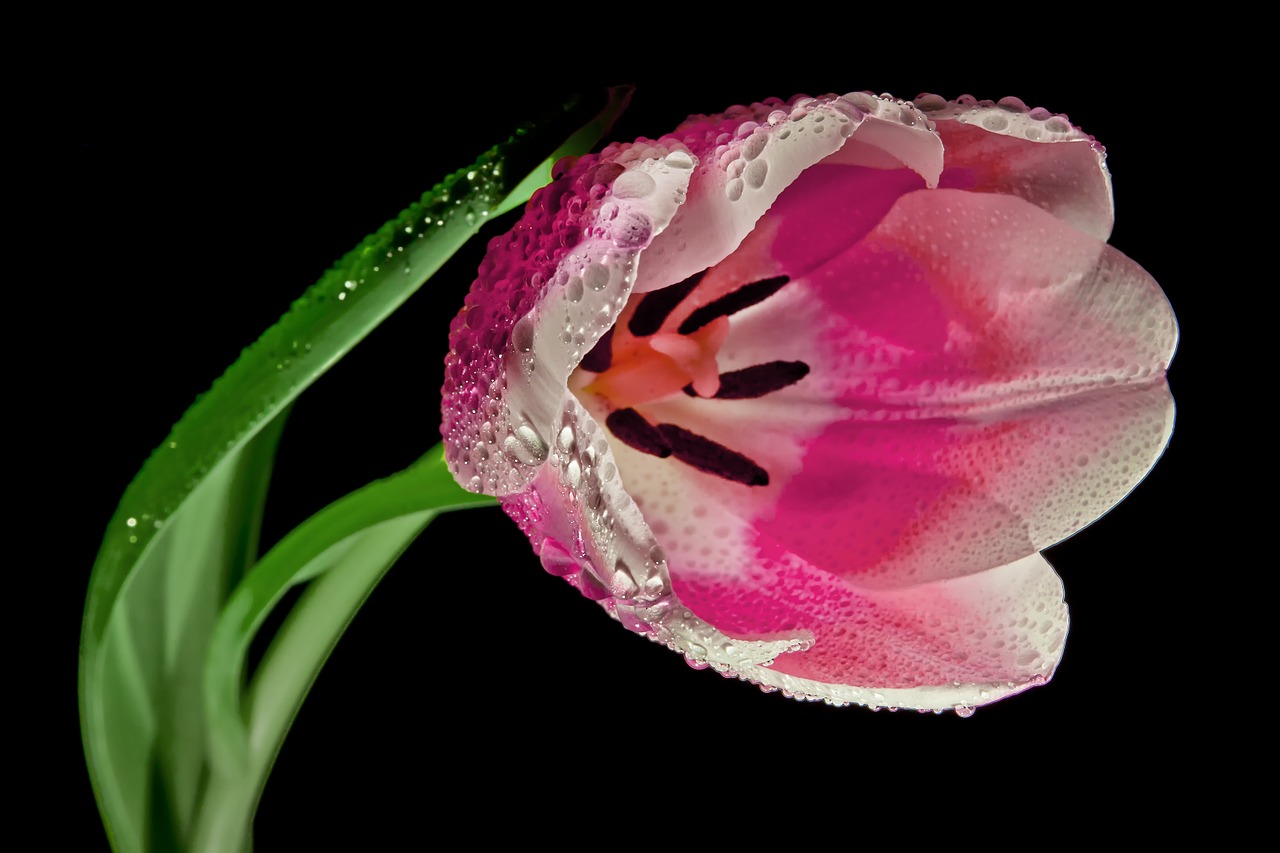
[441,91,1176,712]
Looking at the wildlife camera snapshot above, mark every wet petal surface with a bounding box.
[443,91,1176,711]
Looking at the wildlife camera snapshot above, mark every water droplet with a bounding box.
[557,425,575,453]
[584,264,610,291]
[612,559,639,597]
[512,316,535,353]
[913,93,948,112]
[612,170,656,199]
[982,113,1010,132]
[954,704,975,718]
[664,150,694,170]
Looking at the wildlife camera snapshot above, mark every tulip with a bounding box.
[440,91,1176,712]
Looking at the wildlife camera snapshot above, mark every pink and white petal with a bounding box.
[596,428,1067,710]
[443,142,693,496]
[506,392,806,668]
[861,188,1177,546]
[755,386,1173,589]
[799,188,1177,397]
[632,93,944,296]
[829,92,944,186]
[502,393,669,612]
[916,93,1115,241]
[742,187,1175,588]
[698,549,1070,710]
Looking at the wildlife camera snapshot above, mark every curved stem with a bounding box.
[191,446,493,852]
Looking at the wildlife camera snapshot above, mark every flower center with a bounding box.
[580,315,730,408]
[570,267,810,487]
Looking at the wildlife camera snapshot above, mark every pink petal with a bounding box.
[591,436,1068,708]
[752,183,1175,588]
[633,93,943,296]
[679,547,1069,707]
[917,93,1115,240]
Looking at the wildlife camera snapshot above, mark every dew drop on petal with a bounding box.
[504,423,547,464]
[612,170,657,199]
[566,277,584,303]
[1017,650,1042,667]
[982,113,1010,131]
[612,559,639,597]
[557,424,576,453]
[664,150,695,170]
[512,316,534,353]
[584,263,610,291]
[913,93,948,111]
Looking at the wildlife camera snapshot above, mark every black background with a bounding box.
[38,37,1229,848]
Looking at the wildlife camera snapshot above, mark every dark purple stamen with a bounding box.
[628,271,705,336]
[657,424,769,486]
[684,360,811,399]
[677,275,791,335]
[605,408,672,458]
[578,327,614,373]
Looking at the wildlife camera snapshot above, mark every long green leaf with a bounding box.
[191,445,491,852]
[81,87,632,852]
[92,417,290,852]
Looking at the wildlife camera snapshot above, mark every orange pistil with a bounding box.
[582,316,730,409]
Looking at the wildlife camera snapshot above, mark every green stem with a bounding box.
[191,445,493,852]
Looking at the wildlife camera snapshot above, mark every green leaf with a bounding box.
[81,87,632,852]
[89,417,290,852]
[191,445,491,852]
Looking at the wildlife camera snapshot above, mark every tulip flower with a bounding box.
[440,91,1176,712]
